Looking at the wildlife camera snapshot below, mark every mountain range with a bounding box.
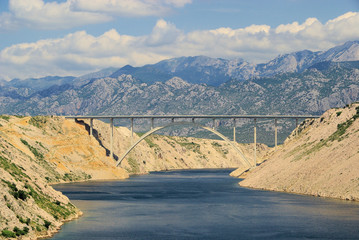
[1,40,359,144]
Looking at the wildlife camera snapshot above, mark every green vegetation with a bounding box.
[336,111,342,117]
[27,184,76,220]
[44,220,51,229]
[28,116,47,128]
[127,157,140,173]
[13,226,29,236]
[0,155,30,180]
[2,180,29,201]
[211,141,228,157]
[17,215,31,225]
[144,137,160,149]
[211,142,222,148]
[62,172,92,182]
[290,106,359,162]
[1,229,16,238]
[168,136,202,154]
[0,115,10,121]
[20,139,45,161]
[328,106,359,142]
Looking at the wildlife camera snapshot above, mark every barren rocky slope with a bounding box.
[0,115,269,239]
[238,103,359,201]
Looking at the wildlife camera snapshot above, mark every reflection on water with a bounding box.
[52,169,359,239]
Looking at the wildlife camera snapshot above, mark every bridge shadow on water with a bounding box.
[74,119,119,161]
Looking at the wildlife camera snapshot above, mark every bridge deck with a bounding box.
[66,114,320,119]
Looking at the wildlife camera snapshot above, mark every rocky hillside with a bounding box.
[0,115,129,239]
[0,115,269,239]
[238,103,359,201]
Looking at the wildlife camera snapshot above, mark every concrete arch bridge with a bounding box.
[66,115,319,170]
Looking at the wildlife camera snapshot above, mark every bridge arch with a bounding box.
[115,121,252,168]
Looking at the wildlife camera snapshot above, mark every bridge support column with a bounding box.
[151,118,154,130]
[274,118,278,150]
[130,118,134,143]
[295,118,299,135]
[233,118,236,142]
[90,118,93,136]
[254,118,257,167]
[110,118,114,160]
[212,118,216,130]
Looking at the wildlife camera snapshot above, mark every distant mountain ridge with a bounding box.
[2,40,359,89]
[110,40,359,86]
[0,41,359,122]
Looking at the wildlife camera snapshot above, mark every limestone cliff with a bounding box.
[238,103,359,201]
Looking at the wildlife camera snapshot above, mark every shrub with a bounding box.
[20,139,44,161]
[336,111,342,117]
[44,220,51,229]
[17,190,28,201]
[28,116,47,128]
[0,115,10,121]
[18,216,31,225]
[13,226,28,236]
[1,229,16,238]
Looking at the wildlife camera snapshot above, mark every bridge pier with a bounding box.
[274,118,278,150]
[295,118,299,135]
[90,118,93,136]
[151,118,154,130]
[110,118,114,160]
[212,118,216,130]
[253,118,257,166]
[130,118,134,143]
[233,118,236,142]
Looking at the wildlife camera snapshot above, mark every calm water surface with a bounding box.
[52,169,359,239]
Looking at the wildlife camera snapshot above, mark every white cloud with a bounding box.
[1,12,359,80]
[0,0,192,30]
[69,0,192,17]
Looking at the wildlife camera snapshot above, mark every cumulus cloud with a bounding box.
[0,0,192,30]
[1,12,359,80]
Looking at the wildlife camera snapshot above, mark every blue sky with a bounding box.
[0,0,359,80]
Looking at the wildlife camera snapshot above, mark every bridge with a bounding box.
[66,115,320,169]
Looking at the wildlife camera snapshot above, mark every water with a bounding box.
[52,169,359,239]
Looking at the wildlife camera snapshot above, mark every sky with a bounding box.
[1,0,359,80]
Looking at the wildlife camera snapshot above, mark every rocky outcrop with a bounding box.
[237,103,359,201]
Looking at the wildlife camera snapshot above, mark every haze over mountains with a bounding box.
[0,40,359,118]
